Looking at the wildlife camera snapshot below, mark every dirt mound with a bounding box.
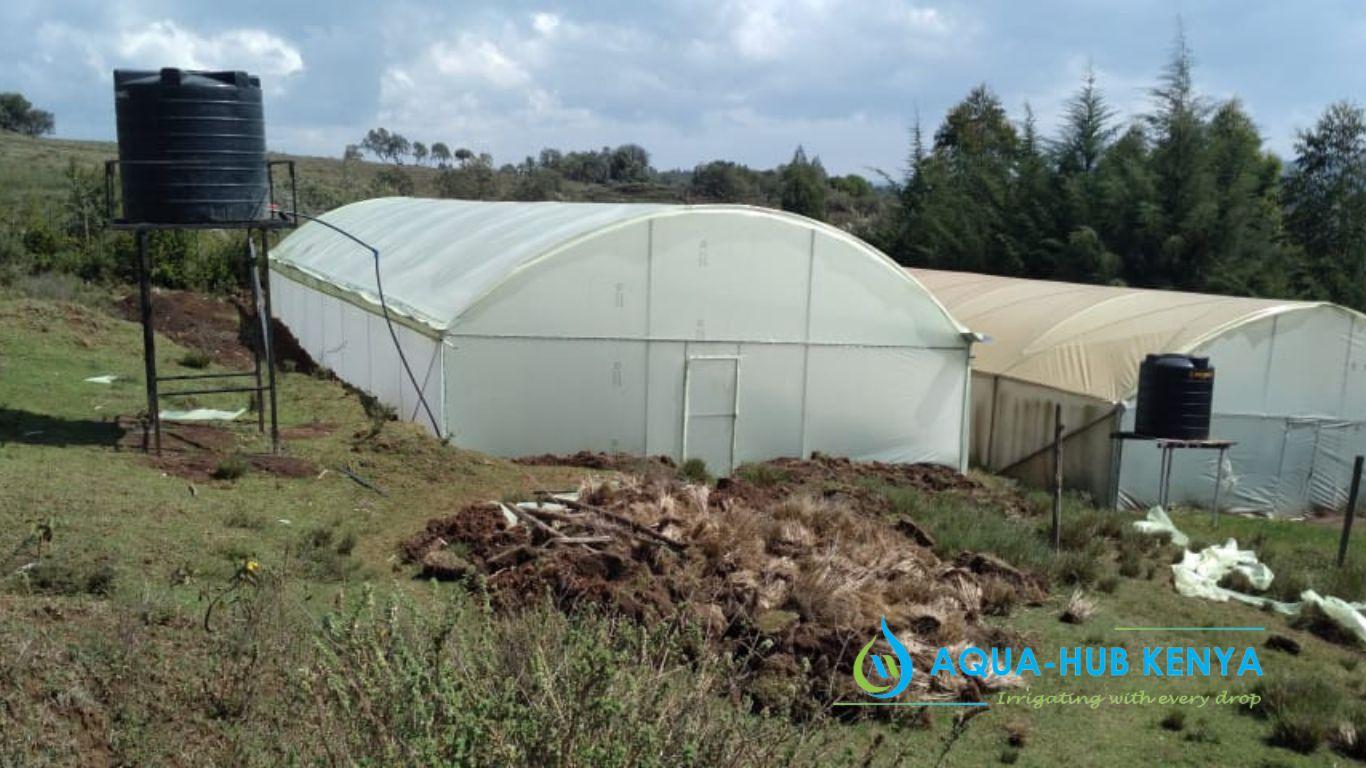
[403,471,1044,715]
[116,289,317,374]
[117,290,255,369]
[514,450,678,475]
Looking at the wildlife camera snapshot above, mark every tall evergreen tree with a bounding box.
[779,146,828,220]
[1284,101,1366,310]
[1145,24,1216,288]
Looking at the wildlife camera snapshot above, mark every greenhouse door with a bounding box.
[683,355,740,475]
[1276,419,1319,513]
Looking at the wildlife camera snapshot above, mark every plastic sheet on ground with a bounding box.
[83,374,118,384]
[159,408,246,422]
[1132,506,1366,645]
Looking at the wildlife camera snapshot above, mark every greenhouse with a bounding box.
[269,198,973,474]
[912,268,1366,515]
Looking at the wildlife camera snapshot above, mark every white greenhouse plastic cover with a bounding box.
[910,268,1329,403]
[270,199,972,472]
[910,268,1366,515]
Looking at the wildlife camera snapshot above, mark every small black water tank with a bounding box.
[114,68,268,224]
[1135,354,1215,440]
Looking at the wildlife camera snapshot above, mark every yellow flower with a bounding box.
[245,560,261,574]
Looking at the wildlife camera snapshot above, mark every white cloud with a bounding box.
[427,35,530,88]
[117,21,304,80]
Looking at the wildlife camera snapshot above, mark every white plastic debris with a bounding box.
[84,374,118,384]
[1132,506,1189,548]
[159,408,246,422]
[1133,506,1366,644]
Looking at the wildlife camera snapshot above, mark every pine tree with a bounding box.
[779,146,828,220]
[1145,23,1216,288]
[1284,101,1366,310]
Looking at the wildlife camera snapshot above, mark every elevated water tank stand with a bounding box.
[1111,433,1237,526]
[106,159,297,455]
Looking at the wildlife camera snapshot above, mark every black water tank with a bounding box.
[1135,354,1215,440]
[114,68,268,224]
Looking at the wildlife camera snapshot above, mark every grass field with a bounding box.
[1,287,1363,766]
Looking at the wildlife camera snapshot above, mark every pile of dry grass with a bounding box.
[403,471,1045,714]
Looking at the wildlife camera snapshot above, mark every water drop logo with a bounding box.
[853,617,914,699]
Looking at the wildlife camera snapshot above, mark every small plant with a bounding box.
[222,510,267,530]
[998,747,1020,764]
[1333,704,1366,759]
[1252,674,1345,754]
[1052,550,1101,586]
[1160,710,1186,732]
[1060,589,1096,624]
[211,454,250,481]
[681,457,712,484]
[735,463,793,487]
[178,350,212,369]
[1004,719,1030,748]
[1097,574,1121,594]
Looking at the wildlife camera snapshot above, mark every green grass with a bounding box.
[1,292,1364,766]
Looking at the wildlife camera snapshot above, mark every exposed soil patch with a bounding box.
[402,459,1046,716]
[148,452,318,482]
[114,416,318,481]
[117,290,255,369]
[279,422,336,440]
[115,288,317,374]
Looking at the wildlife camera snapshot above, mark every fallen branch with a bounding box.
[537,492,686,552]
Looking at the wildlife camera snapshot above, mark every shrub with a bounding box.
[735,463,793,487]
[18,553,116,597]
[211,454,249,481]
[1160,710,1186,732]
[1252,674,1345,754]
[681,457,711,484]
[178,350,212,369]
[1052,550,1102,586]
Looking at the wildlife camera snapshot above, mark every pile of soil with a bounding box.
[116,289,317,374]
[402,462,1046,714]
[514,450,679,480]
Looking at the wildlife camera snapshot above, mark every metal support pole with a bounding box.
[135,228,161,454]
[248,234,265,433]
[1052,403,1063,552]
[1338,455,1363,568]
[258,229,280,453]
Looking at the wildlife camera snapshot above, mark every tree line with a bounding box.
[890,31,1366,312]
[2,29,1364,313]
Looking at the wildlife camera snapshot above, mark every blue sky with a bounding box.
[3,1,1363,175]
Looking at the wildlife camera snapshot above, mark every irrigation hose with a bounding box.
[271,208,444,438]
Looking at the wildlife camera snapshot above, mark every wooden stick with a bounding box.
[537,492,686,552]
[500,503,565,541]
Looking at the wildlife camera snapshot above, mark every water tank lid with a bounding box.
[114,68,260,90]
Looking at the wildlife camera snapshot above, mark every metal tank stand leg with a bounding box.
[258,229,280,453]
[1211,446,1226,528]
[135,228,162,454]
[247,234,265,434]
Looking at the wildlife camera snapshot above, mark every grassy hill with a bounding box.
[0,131,692,214]
[0,284,1362,765]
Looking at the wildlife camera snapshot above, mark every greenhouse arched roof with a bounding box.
[910,268,1350,403]
[272,197,961,336]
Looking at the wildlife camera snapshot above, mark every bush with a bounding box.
[179,350,213,369]
[735,463,794,487]
[1252,674,1345,754]
[681,457,712,484]
[17,552,116,597]
[1052,549,1103,586]
[211,454,250,481]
